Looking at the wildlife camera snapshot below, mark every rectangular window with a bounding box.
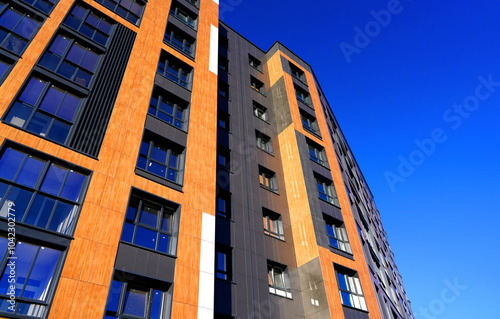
[0,146,89,235]
[94,0,145,25]
[39,34,101,88]
[157,50,193,89]
[218,34,228,51]
[295,85,311,106]
[0,55,13,84]
[249,54,262,72]
[259,166,277,192]
[218,55,228,72]
[104,271,172,319]
[216,189,230,218]
[63,3,114,47]
[263,208,284,240]
[335,265,367,311]
[0,5,42,55]
[300,110,320,136]
[148,87,189,131]
[216,245,232,281]
[170,0,198,29]
[217,146,230,170]
[268,260,292,298]
[253,101,268,122]
[218,80,229,99]
[136,132,185,184]
[256,131,272,154]
[0,237,63,318]
[21,0,58,15]
[324,215,352,254]
[121,191,179,255]
[307,138,327,166]
[315,174,339,206]
[217,110,229,131]
[164,23,196,57]
[250,76,265,94]
[4,76,83,144]
[289,61,305,83]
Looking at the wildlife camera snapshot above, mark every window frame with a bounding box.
[216,189,231,219]
[295,85,311,106]
[0,144,90,236]
[248,54,262,72]
[0,236,65,318]
[0,3,43,56]
[94,0,145,25]
[215,245,232,281]
[334,265,368,311]
[256,131,272,154]
[169,0,198,30]
[263,208,284,240]
[289,62,306,83]
[0,55,13,84]
[307,138,327,167]
[253,101,268,122]
[267,260,292,299]
[148,86,189,132]
[250,75,265,95]
[120,191,179,256]
[163,22,196,57]
[315,174,339,206]
[300,110,321,137]
[259,166,277,193]
[324,215,352,254]
[217,111,230,131]
[20,0,59,15]
[157,51,193,89]
[104,270,173,319]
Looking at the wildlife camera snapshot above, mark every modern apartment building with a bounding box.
[0,0,414,318]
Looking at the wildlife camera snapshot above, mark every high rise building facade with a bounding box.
[0,0,413,318]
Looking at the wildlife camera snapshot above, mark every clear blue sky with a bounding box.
[221,1,500,318]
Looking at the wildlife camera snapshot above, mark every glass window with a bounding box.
[217,147,230,170]
[217,111,229,131]
[289,62,306,82]
[249,54,262,71]
[0,6,42,55]
[0,238,62,318]
[218,56,228,72]
[63,4,113,46]
[104,272,171,319]
[218,80,229,99]
[335,267,367,311]
[121,194,177,255]
[0,57,12,83]
[253,101,268,122]
[263,208,284,240]
[157,51,192,88]
[325,216,352,254]
[148,88,188,131]
[0,146,88,235]
[250,76,265,94]
[215,246,231,281]
[300,111,320,136]
[259,166,277,192]
[136,133,184,184]
[4,77,83,144]
[20,0,58,15]
[39,34,100,88]
[256,131,272,154]
[94,0,145,25]
[164,23,195,57]
[169,0,197,29]
[295,85,311,106]
[267,261,292,298]
[307,139,327,166]
[315,175,339,206]
[216,194,230,218]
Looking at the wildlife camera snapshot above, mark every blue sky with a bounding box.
[221,1,500,318]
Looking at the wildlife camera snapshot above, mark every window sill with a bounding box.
[291,74,308,87]
[260,184,279,195]
[264,232,285,242]
[297,98,314,111]
[119,241,177,259]
[328,245,355,260]
[147,113,188,134]
[250,65,263,74]
[162,40,196,61]
[341,304,369,314]
[257,147,274,157]
[303,127,322,140]
[254,115,270,125]
[310,158,330,170]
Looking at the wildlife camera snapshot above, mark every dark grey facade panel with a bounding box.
[69,24,137,157]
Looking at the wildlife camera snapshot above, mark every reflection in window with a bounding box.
[335,266,367,311]
[39,34,100,88]
[268,261,292,298]
[4,77,83,144]
[63,4,113,46]
[216,246,231,281]
[0,146,88,235]
[170,0,197,29]
[259,166,277,192]
[325,216,352,254]
[21,0,58,15]
[0,57,12,83]
[263,208,284,240]
[136,132,184,184]
[315,174,339,206]
[0,237,62,318]
[0,6,41,55]
[164,23,195,57]
[104,272,171,319]
[148,87,188,131]
[121,194,177,255]
[94,0,145,25]
[157,51,192,89]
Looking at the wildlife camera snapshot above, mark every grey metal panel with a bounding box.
[144,115,188,146]
[115,242,176,283]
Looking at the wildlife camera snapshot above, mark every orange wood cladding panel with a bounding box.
[0,0,219,317]
[267,50,383,319]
